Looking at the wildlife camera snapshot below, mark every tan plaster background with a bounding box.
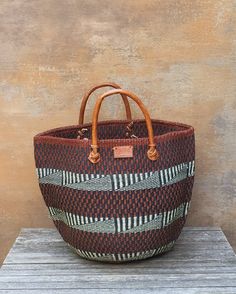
[0,0,236,264]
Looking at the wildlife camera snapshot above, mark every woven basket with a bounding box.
[34,83,195,263]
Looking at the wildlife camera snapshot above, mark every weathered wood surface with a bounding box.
[0,227,236,293]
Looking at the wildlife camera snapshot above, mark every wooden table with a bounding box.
[0,227,236,293]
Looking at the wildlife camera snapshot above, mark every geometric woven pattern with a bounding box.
[37,160,194,192]
[34,118,195,262]
[48,201,190,234]
[69,240,175,262]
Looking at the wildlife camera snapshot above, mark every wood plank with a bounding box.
[1,288,236,294]
[4,243,235,264]
[2,259,236,271]
[1,227,236,293]
[1,265,236,275]
[3,228,235,265]
[1,273,236,289]
[4,251,235,265]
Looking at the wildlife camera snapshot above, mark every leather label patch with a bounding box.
[113,146,133,158]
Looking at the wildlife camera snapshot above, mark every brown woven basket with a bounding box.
[34,83,195,263]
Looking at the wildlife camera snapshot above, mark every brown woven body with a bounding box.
[34,119,195,262]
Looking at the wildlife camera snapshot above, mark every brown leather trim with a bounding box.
[34,118,194,148]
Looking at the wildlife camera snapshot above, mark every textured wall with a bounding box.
[0,0,236,263]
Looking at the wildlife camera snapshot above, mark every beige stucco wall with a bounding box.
[0,0,236,263]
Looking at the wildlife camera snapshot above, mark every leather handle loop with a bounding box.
[79,83,132,125]
[88,89,159,163]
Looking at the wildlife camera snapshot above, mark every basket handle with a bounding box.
[78,82,132,125]
[88,89,159,163]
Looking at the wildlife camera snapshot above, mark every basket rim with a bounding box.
[34,119,194,147]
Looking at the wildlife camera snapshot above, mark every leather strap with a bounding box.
[88,89,159,163]
[79,83,132,125]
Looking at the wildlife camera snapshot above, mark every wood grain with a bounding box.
[0,227,236,293]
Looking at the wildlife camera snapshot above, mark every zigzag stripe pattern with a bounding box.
[68,240,175,262]
[37,160,195,191]
[48,201,190,234]
[36,168,60,179]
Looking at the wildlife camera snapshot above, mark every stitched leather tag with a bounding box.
[113,146,133,158]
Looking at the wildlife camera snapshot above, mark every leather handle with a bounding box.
[79,82,132,125]
[88,89,159,163]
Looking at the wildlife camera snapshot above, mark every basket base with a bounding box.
[68,240,175,263]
